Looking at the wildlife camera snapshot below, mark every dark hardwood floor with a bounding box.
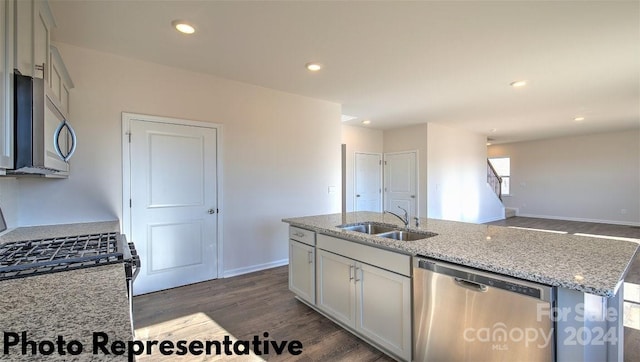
[133,266,392,361]
[133,216,639,361]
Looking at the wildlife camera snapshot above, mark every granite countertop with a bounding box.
[0,220,130,360]
[0,263,131,361]
[283,212,640,298]
[0,220,120,244]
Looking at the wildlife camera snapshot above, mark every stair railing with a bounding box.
[487,160,502,201]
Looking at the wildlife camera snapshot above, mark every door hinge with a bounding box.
[129,199,132,208]
[127,133,131,143]
[379,160,382,165]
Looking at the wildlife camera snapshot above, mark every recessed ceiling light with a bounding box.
[306,63,322,72]
[361,120,371,125]
[574,116,585,122]
[510,80,527,88]
[490,128,497,133]
[486,142,492,146]
[172,20,195,34]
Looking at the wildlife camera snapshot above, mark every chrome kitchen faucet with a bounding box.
[385,206,409,228]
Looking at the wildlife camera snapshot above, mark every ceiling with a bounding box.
[49,0,639,144]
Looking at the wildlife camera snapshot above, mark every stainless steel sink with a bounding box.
[377,230,437,241]
[338,222,437,241]
[339,222,397,234]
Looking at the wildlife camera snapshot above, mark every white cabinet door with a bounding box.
[49,45,73,115]
[316,249,356,327]
[14,0,33,77]
[356,263,412,361]
[15,0,53,80]
[33,3,50,81]
[289,239,315,304]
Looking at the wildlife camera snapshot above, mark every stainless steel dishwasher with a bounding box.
[413,257,555,362]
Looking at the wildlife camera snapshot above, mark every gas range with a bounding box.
[0,232,139,286]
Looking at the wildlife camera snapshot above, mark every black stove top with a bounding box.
[0,232,128,280]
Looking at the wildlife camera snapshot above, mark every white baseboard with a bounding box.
[223,258,289,278]
[517,213,640,227]
[477,215,506,224]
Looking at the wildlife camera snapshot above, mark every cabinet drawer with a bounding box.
[317,234,410,277]
[289,226,315,246]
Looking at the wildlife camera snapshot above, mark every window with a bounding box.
[488,157,510,195]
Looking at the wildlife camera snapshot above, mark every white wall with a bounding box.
[381,123,503,223]
[0,177,18,228]
[383,124,429,217]
[488,130,640,225]
[427,123,504,223]
[342,125,383,212]
[14,43,342,275]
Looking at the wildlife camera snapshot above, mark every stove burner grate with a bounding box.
[0,232,124,280]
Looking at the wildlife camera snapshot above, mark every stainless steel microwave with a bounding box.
[10,73,76,175]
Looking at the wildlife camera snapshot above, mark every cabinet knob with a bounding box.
[208,209,215,214]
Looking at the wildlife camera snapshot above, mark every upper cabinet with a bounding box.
[15,0,54,79]
[49,45,73,114]
[15,0,72,116]
[0,0,15,170]
[2,0,74,173]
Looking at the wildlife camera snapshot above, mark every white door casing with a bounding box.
[354,152,382,212]
[122,113,222,295]
[384,151,417,217]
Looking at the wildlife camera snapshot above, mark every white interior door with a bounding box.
[384,151,417,217]
[355,152,382,212]
[128,118,218,295]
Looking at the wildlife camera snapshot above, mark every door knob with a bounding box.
[208,209,215,214]
[356,194,361,197]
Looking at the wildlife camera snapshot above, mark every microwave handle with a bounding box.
[54,120,77,162]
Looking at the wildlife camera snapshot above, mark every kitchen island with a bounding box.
[283,212,639,361]
[0,221,132,361]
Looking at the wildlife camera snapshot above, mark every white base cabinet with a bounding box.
[288,227,316,305]
[357,262,411,360]
[316,249,356,326]
[316,235,412,361]
[289,239,315,304]
[288,229,412,361]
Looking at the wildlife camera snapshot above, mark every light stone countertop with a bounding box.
[0,263,131,361]
[0,220,130,361]
[283,212,640,298]
[0,220,120,244]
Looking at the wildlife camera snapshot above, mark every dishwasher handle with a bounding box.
[454,277,488,292]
